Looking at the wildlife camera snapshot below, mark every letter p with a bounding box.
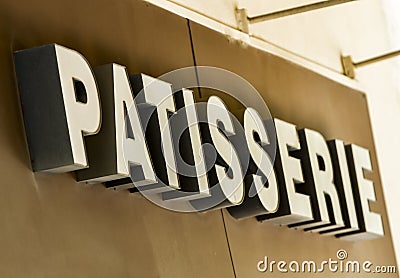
[14,44,101,173]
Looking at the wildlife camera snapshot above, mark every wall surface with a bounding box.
[0,0,398,277]
[146,0,400,274]
[0,1,234,277]
[190,20,396,276]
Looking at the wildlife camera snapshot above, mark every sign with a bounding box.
[14,44,384,241]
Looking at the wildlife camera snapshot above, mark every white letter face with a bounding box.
[245,108,279,213]
[55,45,101,168]
[138,74,180,190]
[320,140,359,236]
[339,145,384,240]
[76,66,158,190]
[115,70,157,187]
[14,44,101,172]
[207,96,244,205]
[294,129,344,232]
[228,109,279,219]
[273,119,313,224]
[160,88,210,200]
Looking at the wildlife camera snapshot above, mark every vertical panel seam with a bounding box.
[221,210,237,278]
[186,19,202,98]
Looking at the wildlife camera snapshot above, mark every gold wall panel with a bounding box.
[190,21,397,277]
[0,1,234,277]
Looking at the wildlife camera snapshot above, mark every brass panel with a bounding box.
[0,0,396,277]
[0,1,235,277]
[190,21,397,277]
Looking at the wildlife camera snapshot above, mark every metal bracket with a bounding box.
[235,8,249,33]
[341,50,400,78]
[249,0,357,23]
[236,0,357,31]
[341,55,356,79]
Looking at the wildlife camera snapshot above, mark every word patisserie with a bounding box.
[14,44,383,241]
